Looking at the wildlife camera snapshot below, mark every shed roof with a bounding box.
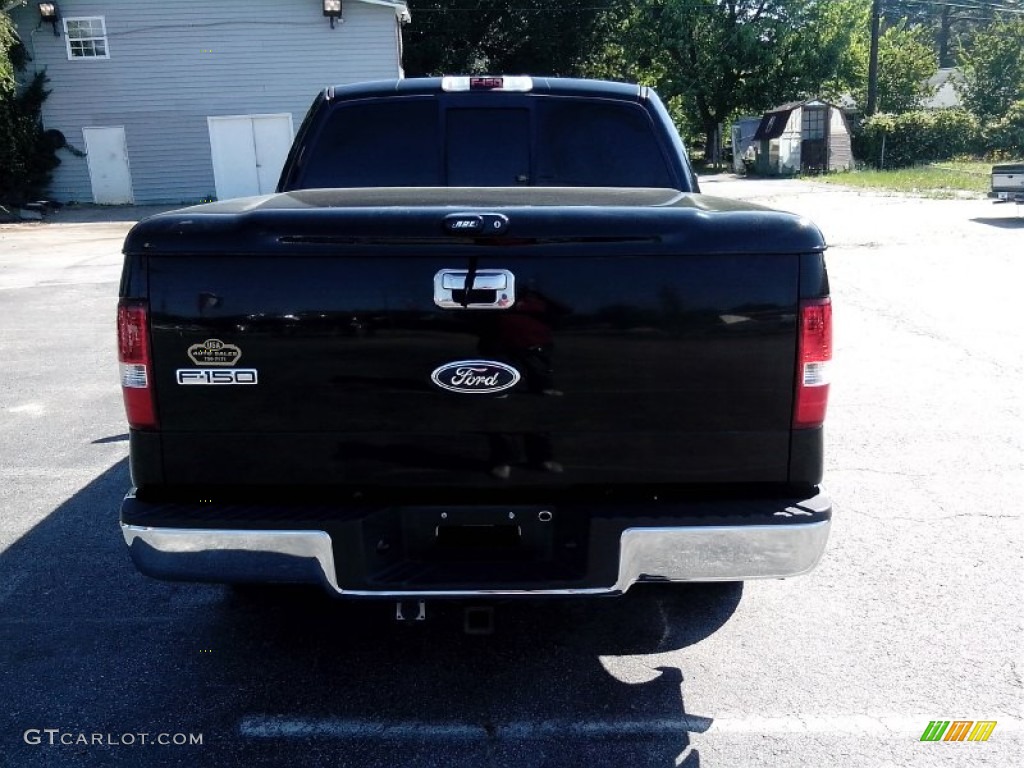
[753,99,836,140]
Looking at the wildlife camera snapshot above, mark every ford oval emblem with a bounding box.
[431,360,521,394]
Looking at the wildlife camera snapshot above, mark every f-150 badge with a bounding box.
[187,339,241,366]
[177,369,258,385]
[431,360,520,394]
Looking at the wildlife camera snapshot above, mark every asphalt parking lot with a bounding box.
[0,181,1021,767]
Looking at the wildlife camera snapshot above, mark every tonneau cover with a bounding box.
[124,188,825,257]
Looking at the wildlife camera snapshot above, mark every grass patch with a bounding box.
[815,161,994,198]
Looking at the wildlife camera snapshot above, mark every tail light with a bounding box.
[794,297,832,429]
[117,300,157,429]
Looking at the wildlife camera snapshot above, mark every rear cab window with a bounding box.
[291,96,676,189]
[297,100,442,188]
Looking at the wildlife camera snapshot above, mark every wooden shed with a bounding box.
[752,100,853,175]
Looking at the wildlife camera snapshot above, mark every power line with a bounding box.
[406,0,1024,14]
[883,0,1024,15]
[407,0,1024,9]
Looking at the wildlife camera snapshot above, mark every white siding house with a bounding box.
[10,0,409,204]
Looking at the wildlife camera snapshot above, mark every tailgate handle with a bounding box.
[441,272,506,290]
[434,269,515,310]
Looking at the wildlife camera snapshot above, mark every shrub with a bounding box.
[857,109,982,168]
[984,100,1024,155]
[0,70,60,206]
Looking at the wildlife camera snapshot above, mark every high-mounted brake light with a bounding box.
[441,76,534,93]
[117,300,157,429]
[794,297,832,429]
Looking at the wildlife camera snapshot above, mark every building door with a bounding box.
[207,114,294,200]
[800,106,829,174]
[82,126,134,204]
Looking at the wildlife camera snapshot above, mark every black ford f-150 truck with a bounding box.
[118,76,832,602]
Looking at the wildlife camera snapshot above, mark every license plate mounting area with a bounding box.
[405,506,555,562]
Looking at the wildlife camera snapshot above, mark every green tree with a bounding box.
[855,23,937,114]
[1,11,17,94]
[957,17,1024,121]
[588,0,865,154]
[403,1,622,77]
[881,0,1007,68]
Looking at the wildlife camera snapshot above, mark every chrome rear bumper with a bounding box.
[122,517,831,597]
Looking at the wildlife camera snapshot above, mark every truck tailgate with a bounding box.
[992,164,1024,191]
[129,189,824,490]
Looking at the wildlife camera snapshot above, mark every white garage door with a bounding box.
[82,126,135,205]
[207,114,294,201]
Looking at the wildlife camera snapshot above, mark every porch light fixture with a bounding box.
[323,0,342,29]
[38,2,59,36]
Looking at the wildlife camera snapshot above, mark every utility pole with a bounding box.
[866,0,882,115]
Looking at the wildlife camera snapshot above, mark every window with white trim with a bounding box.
[64,17,109,59]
